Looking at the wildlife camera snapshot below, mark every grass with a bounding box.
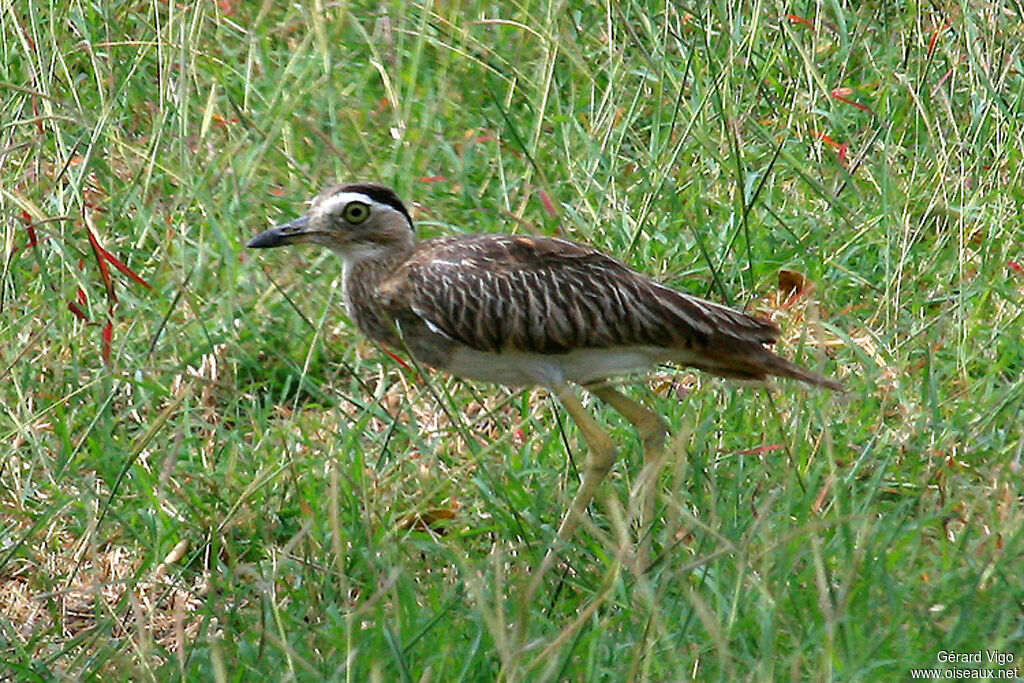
[1,0,1022,680]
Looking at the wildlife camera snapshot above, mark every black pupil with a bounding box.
[348,204,366,220]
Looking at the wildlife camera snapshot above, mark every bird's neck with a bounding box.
[338,240,416,343]
[337,240,414,286]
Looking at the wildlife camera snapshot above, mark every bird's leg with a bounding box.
[552,385,620,541]
[527,383,619,597]
[587,383,669,570]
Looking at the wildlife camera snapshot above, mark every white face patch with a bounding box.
[313,191,402,225]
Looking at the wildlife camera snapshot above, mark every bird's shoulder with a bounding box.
[410,233,627,273]
[374,233,779,355]
[375,233,633,305]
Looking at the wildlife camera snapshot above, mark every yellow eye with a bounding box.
[343,201,370,224]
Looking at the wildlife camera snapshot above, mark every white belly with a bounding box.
[446,345,674,387]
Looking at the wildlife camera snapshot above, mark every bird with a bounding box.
[247,182,843,574]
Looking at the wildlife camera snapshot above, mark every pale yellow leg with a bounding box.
[527,383,618,599]
[551,387,620,542]
[588,384,668,570]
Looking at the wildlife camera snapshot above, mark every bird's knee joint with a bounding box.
[587,458,615,480]
[586,442,618,477]
[638,415,669,449]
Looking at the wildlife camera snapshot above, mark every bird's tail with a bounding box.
[759,349,844,391]
[687,343,844,391]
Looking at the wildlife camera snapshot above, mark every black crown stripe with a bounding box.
[339,183,413,230]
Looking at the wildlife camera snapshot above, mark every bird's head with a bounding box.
[247,183,415,261]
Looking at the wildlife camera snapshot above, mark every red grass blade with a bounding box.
[831,87,876,116]
[21,210,38,249]
[837,143,849,165]
[84,208,152,292]
[784,13,815,30]
[536,188,558,217]
[67,301,89,321]
[928,19,952,57]
[733,444,785,456]
[97,242,152,290]
[811,130,841,150]
[86,226,116,303]
[101,318,113,365]
[810,130,850,166]
[383,348,412,370]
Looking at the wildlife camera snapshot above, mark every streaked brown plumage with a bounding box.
[248,182,842,575]
[383,234,839,388]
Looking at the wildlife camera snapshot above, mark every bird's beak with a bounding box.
[246,216,312,248]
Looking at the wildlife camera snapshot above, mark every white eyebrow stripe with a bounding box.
[314,192,400,220]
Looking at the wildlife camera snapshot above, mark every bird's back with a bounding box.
[372,234,840,389]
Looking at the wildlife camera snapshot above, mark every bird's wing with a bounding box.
[382,234,780,355]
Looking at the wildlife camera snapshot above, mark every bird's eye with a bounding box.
[343,201,370,224]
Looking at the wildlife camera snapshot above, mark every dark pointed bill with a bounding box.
[246,216,310,248]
